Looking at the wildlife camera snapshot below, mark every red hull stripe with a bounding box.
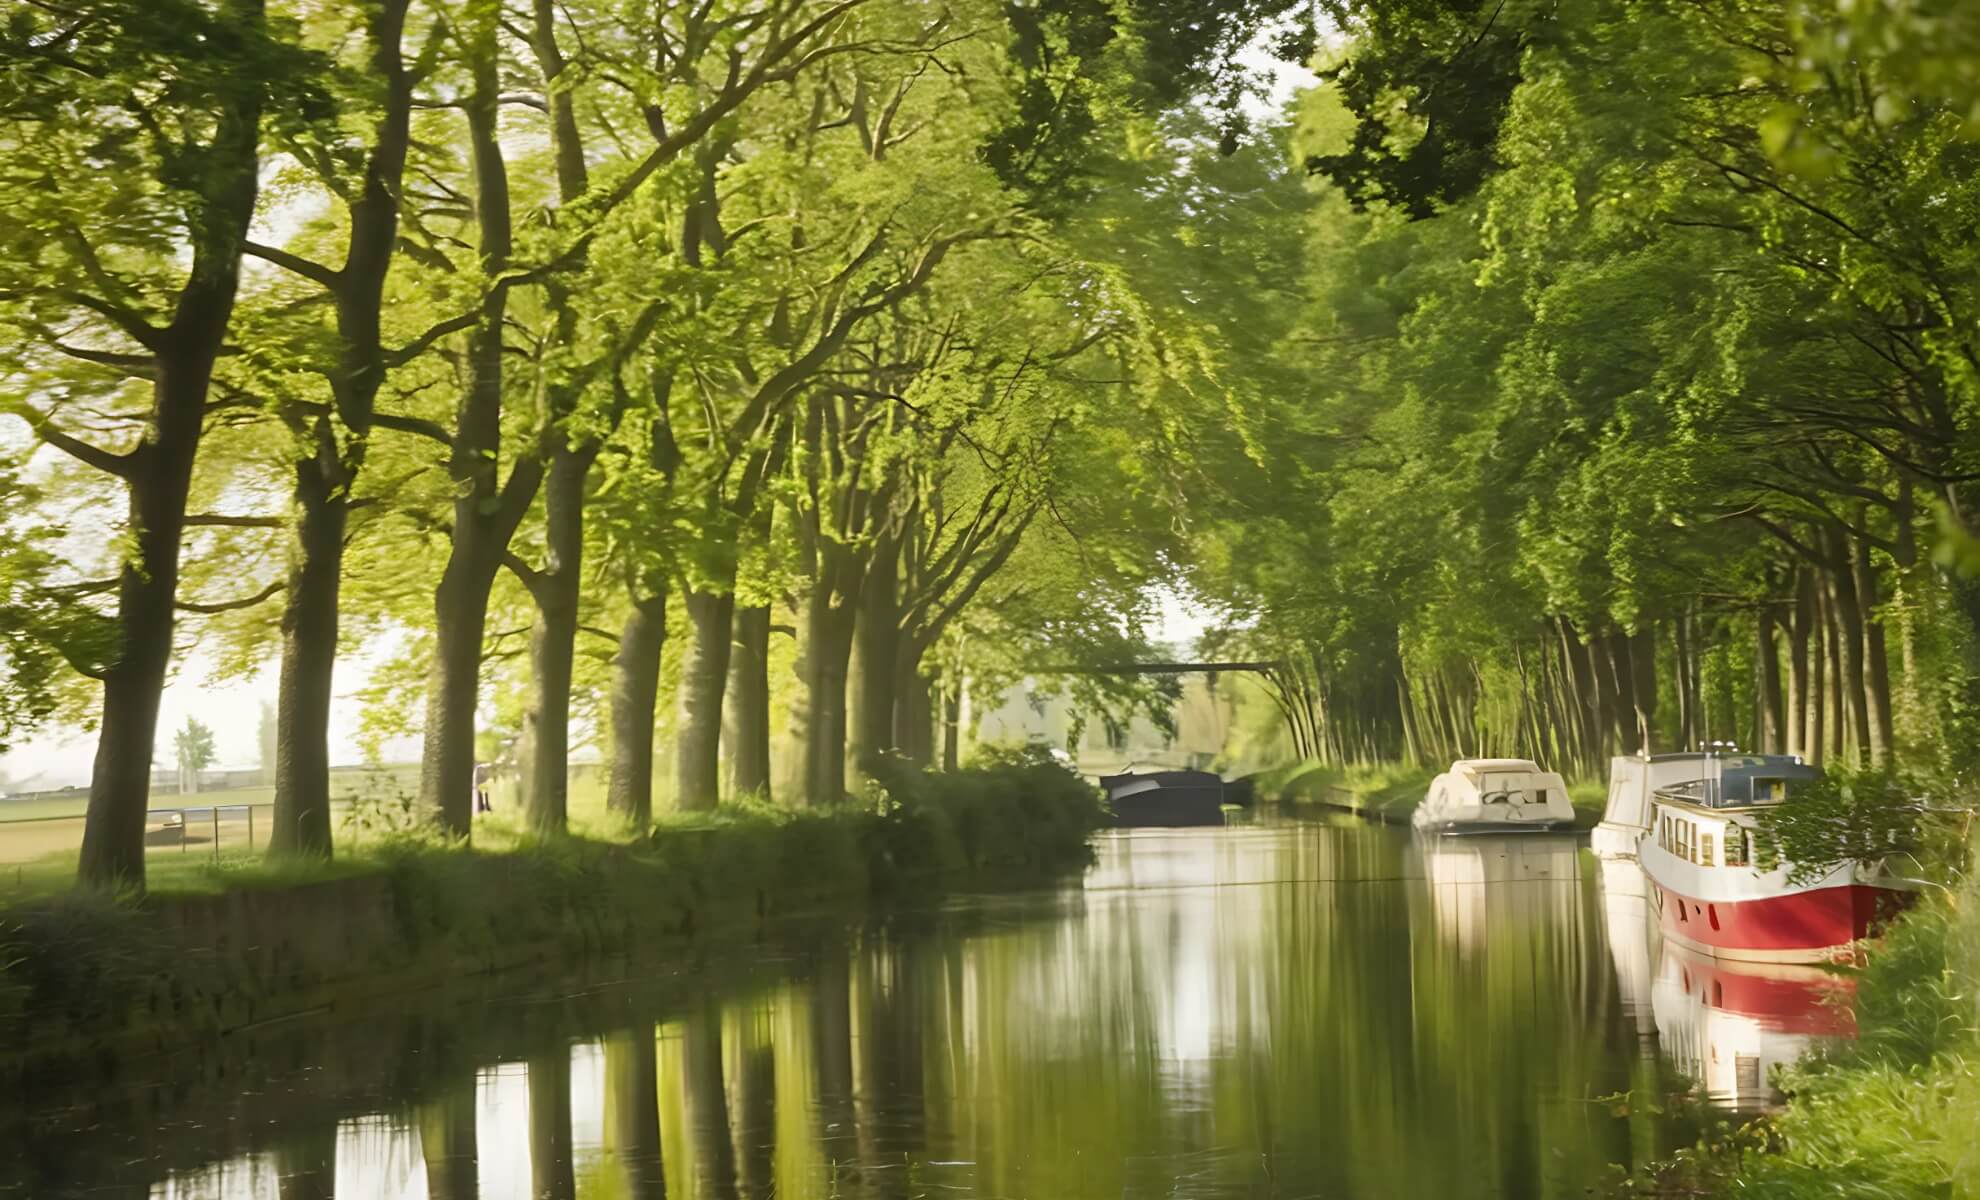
[1659,883,1898,953]
[1666,952,1857,1036]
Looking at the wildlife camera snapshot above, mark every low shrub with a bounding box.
[861,745,1108,880]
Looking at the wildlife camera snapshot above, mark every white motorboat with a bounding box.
[1411,758,1575,832]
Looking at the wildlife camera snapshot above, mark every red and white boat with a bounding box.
[1637,754,1913,963]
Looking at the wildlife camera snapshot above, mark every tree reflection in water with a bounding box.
[19,818,1856,1199]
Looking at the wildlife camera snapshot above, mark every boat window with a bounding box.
[1753,777,1784,802]
[1736,1055,1761,1092]
[1701,833,1715,867]
[1725,832,1747,866]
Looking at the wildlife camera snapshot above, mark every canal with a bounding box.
[3,814,1855,1198]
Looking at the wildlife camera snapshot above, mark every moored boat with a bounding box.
[1411,757,1575,832]
[1592,752,1726,858]
[1638,753,1911,963]
[1100,769,1228,827]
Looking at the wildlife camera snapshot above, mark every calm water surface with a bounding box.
[3,815,1856,1199]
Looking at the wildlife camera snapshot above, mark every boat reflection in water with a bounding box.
[1416,831,1585,952]
[1651,940,1856,1111]
[1596,855,1856,1115]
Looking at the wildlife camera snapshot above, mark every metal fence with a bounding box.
[0,803,277,867]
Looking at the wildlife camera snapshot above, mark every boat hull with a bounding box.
[1652,876,1905,963]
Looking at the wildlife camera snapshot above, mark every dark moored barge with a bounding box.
[1100,769,1228,828]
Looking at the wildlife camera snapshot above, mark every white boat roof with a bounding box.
[1451,758,1547,773]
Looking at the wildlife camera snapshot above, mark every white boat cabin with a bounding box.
[1593,752,1815,860]
[1413,758,1575,832]
[1645,753,1819,870]
[1594,754,1714,857]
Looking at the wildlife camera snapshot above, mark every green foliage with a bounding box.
[1754,772,1931,888]
[861,746,1108,877]
[1309,0,1540,216]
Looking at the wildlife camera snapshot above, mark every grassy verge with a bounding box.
[1258,759,1607,827]
[1635,879,1979,1198]
[0,754,1106,1072]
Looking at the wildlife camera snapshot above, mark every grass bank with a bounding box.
[0,754,1106,1074]
[1260,759,1606,827]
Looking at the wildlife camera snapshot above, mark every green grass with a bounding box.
[0,765,424,824]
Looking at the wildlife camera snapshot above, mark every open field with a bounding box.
[0,762,629,889]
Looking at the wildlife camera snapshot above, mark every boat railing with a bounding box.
[1654,779,1722,808]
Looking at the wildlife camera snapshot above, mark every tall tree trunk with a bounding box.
[724,604,773,799]
[1756,603,1784,753]
[420,556,502,835]
[270,470,344,858]
[792,554,860,805]
[269,0,414,861]
[1787,568,1813,759]
[1673,614,1696,751]
[1825,583,1846,763]
[1556,620,1595,768]
[849,537,902,773]
[1397,673,1423,765]
[676,586,735,811]
[608,588,666,826]
[1853,533,1895,766]
[77,0,264,889]
[606,1025,666,1200]
[892,644,936,766]
[941,677,962,772]
[1629,627,1658,754]
[529,1048,576,1200]
[1807,580,1828,766]
[82,445,197,887]
[415,17,532,836]
[522,446,595,834]
[1824,539,1870,767]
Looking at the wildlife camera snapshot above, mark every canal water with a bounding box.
[2,814,1856,1199]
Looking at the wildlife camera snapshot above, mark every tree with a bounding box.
[174,716,216,795]
[0,0,330,888]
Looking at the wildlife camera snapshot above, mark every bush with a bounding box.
[861,747,1108,879]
